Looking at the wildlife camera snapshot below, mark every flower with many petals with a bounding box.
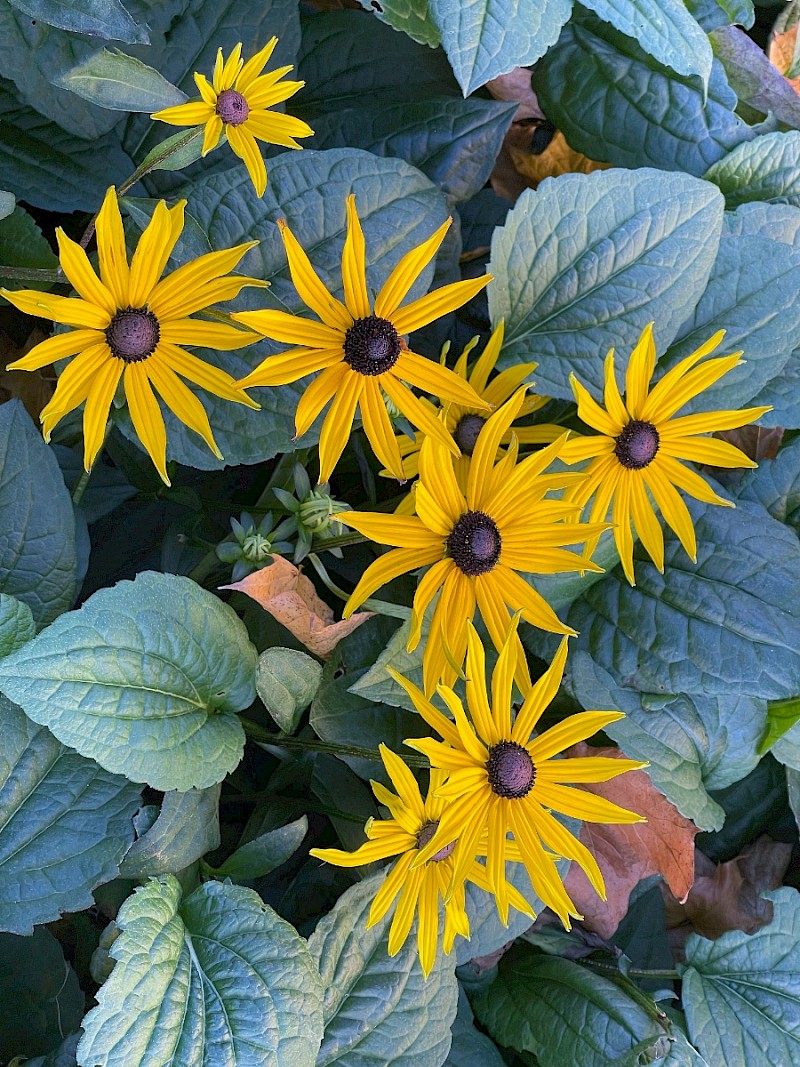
[2,188,262,483]
[386,321,563,488]
[560,323,772,584]
[310,744,533,976]
[397,621,646,927]
[152,39,313,197]
[231,195,492,482]
[337,390,607,695]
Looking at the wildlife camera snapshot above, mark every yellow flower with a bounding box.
[151,39,313,197]
[386,321,563,487]
[231,195,492,483]
[560,323,772,584]
[309,743,533,977]
[397,620,646,927]
[337,389,608,695]
[1,187,262,484]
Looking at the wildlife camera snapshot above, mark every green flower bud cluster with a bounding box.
[216,511,295,581]
[272,463,349,563]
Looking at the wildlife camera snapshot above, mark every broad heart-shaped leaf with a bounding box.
[296,15,515,205]
[0,595,35,660]
[0,400,77,628]
[358,0,441,46]
[122,0,300,171]
[567,653,765,831]
[118,785,221,878]
[445,990,505,1067]
[7,0,148,43]
[736,437,800,529]
[78,875,324,1067]
[533,14,756,177]
[0,927,83,1061]
[429,0,573,97]
[308,872,459,1067]
[127,149,449,472]
[0,83,134,212]
[0,572,257,791]
[55,49,187,113]
[712,25,800,131]
[256,647,323,734]
[680,887,800,1066]
[705,130,800,208]
[488,169,724,400]
[581,0,713,85]
[0,694,141,935]
[568,497,800,702]
[472,947,669,1066]
[686,0,754,32]
[660,231,800,413]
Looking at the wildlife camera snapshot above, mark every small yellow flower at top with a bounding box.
[559,322,772,585]
[151,39,313,197]
[1,187,264,484]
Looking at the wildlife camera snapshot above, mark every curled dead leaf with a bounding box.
[562,743,698,939]
[222,555,374,658]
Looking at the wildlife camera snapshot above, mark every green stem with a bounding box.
[584,960,680,981]
[0,265,63,283]
[71,467,93,507]
[307,552,411,621]
[241,717,428,768]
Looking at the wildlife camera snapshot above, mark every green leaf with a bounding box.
[759,698,800,755]
[0,694,140,934]
[357,0,441,46]
[0,927,83,1061]
[0,205,58,299]
[445,989,505,1067]
[685,0,754,31]
[569,498,800,702]
[581,0,713,85]
[123,149,448,472]
[308,872,459,1067]
[256,648,323,733]
[0,83,134,212]
[0,572,257,791]
[568,653,754,831]
[55,49,187,113]
[0,189,13,220]
[0,595,35,660]
[7,0,148,43]
[53,444,137,525]
[78,875,324,1067]
[0,400,77,627]
[348,617,424,711]
[428,0,573,96]
[705,131,800,208]
[488,169,724,400]
[118,785,221,878]
[136,126,207,172]
[787,767,800,834]
[661,232,800,413]
[472,947,668,1065]
[711,25,800,129]
[296,11,513,204]
[696,756,787,862]
[25,1033,81,1067]
[737,438,800,528]
[532,14,756,176]
[680,887,800,1066]
[211,816,308,882]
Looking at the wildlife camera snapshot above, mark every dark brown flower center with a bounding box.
[105,307,160,363]
[486,741,535,799]
[342,315,401,376]
[454,413,486,455]
[417,820,455,862]
[614,420,660,470]
[216,88,250,126]
[447,510,501,576]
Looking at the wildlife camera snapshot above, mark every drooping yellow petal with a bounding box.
[317,369,363,482]
[381,374,460,456]
[201,114,224,156]
[81,356,123,469]
[341,194,370,320]
[40,343,111,437]
[408,557,452,651]
[2,289,110,330]
[643,462,697,561]
[423,568,476,696]
[508,801,581,927]
[360,377,405,479]
[5,328,104,373]
[527,799,606,899]
[124,362,169,485]
[464,621,499,746]
[147,359,222,459]
[612,470,635,585]
[387,865,424,956]
[374,217,451,319]
[294,362,348,437]
[343,545,440,617]
[159,342,259,408]
[336,511,438,551]
[491,565,574,636]
[368,851,415,925]
[226,125,267,198]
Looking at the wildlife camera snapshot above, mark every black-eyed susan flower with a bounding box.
[560,323,772,585]
[1,187,262,484]
[151,40,312,197]
[387,321,563,487]
[309,743,533,977]
[397,620,646,928]
[337,389,607,695]
[231,195,492,482]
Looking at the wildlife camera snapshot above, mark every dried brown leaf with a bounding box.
[562,744,698,938]
[222,555,374,658]
[0,327,54,420]
[768,24,800,93]
[716,425,784,463]
[485,68,544,121]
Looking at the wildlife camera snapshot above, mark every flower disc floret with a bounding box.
[343,315,401,375]
[105,307,160,363]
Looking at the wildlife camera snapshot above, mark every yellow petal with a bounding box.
[147,359,221,459]
[534,781,644,824]
[227,125,267,198]
[379,744,426,820]
[408,557,452,651]
[661,435,757,469]
[236,346,342,389]
[570,373,620,437]
[152,101,215,125]
[537,756,647,783]
[527,710,625,762]
[317,369,363,482]
[40,343,110,434]
[387,866,424,956]
[381,374,460,456]
[194,71,217,106]
[369,852,416,925]
[466,388,527,510]
[341,194,370,319]
[277,217,352,331]
[294,362,348,437]
[418,433,467,527]
[5,328,103,373]
[512,637,569,744]
[464,621,500,746]
[158,317,260,351]
[202,114,224,156]
[95,186,129,307]
[416,868,440,977]
[343,544,441,616]
[602,349,629,427]
[643,462,697,561]
[374,217,452,319]
[2,289,110,330]
[81,356,123,470]
[624,322,656,418]
[124,362,169,485]
[148,242,260,321]
[390,275,492,336]
[129,200,186,307]
[396,350,490,409]
[629,473,664,574]
[220,42,244,91]
[469,320,504,394]
[244,110,313,147]
[229,309,342,349]
[159,341,258,407]
[237,37,278,92]
[55,229,116,316]
[490,565,574,636]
